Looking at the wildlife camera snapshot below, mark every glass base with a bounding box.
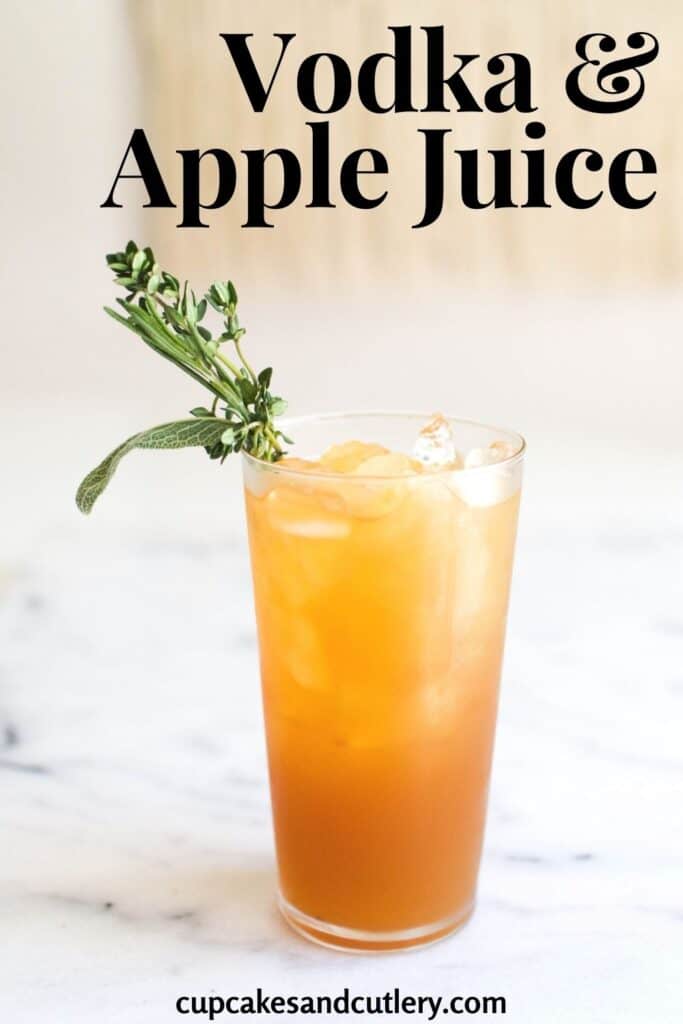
[278,894,475,953]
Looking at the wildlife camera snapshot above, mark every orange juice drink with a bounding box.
[243,413,523,951]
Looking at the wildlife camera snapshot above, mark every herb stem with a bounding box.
[265,424,284,454]
[214,348,242,379]
[234,337,257,382]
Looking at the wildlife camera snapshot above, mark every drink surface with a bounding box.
[244,424,522,943]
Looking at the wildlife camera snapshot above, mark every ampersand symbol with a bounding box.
[565,32,659,114]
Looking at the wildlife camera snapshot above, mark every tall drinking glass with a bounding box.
[242,413,524,951]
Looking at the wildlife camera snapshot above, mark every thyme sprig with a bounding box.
[76,241,289,513]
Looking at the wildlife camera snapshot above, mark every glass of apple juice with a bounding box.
[242,412,524,952]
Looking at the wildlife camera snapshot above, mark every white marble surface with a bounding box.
[2,442,682,1023]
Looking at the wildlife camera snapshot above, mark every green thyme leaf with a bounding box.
[238,376,257,403]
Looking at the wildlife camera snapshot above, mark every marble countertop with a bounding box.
[2,444,681,1023]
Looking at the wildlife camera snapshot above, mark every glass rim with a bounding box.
[243,410,526,482]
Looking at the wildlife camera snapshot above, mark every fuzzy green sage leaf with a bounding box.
[76,418,228,515]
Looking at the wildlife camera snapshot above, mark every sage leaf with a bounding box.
[76,418,227,514]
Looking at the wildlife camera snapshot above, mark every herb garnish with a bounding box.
[76,242,289,513]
